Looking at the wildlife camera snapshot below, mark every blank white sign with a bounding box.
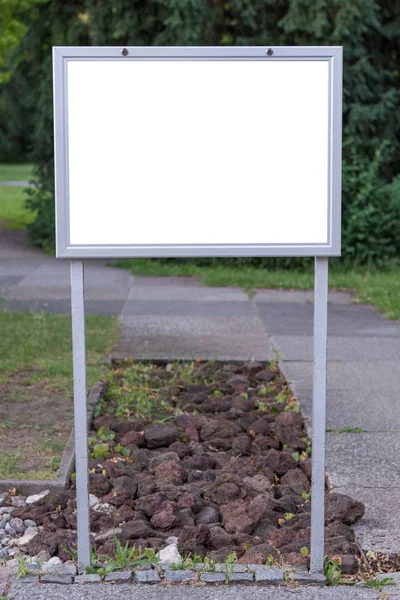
[54,48,342,256]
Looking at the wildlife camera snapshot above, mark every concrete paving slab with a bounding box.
[127,277,249,302]
[123,299,257,317]
[113,315,274,361]
[272,335,400,362]
[254,289,354,304]
[8,581,380,600]
[288,387,400,432]
[0,275,24,295]
[326,432,400,488]
[336,486,400,554]
[256,300,400,337]
[4,299,125,316]
[281,360,400,390]
[5,262,133,301]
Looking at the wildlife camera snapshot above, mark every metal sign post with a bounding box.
[70,259,91,571]
[53,46,342,573]
[311,257,329,572]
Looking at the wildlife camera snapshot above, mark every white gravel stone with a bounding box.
[92,503,114,514]
[42,556,62,571]
[11,497,26,508]
[0,493,9,506]
[0,507,14,514]
[157,537,181,565]
[4,523,16,535]
[14,526,38,547]
[26,490,50,505]
[95,527,122,542]
[9,517,25,533]
[89,494,99,507]
[34,550,51,563]
[23,519,37,528]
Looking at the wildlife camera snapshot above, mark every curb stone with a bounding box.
[134,570,161,583]
[290,572,327,586]
[10,564,328,587]
[104,571,133,583]
[163,569,196,582]
[41,573,73,584]
[75,574,102,583]
[199,572,226,583]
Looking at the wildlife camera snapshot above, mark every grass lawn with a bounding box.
[0,311,119,480]
[0,186,36,229]
[113,259,400,320]
[0,163,34,181]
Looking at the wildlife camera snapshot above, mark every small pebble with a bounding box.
[26,490,49,505]
[89,494,99,507]
[5,524,16,535]
[0,507,14,515]
[24,519,37,528]
[10,517,25,533]
[11,497,26,508]
[0,493,9,506]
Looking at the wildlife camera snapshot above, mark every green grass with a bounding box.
[0,186,36,229]
[113,259,400,320]
[0,311,118,390]
[0,163,34,181]
[0,311,119,480]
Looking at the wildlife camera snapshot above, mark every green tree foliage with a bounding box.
[5,0,400,262]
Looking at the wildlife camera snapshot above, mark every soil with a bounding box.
[0,369,73,479]
[13,360,365,571]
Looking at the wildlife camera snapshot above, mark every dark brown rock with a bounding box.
[113,476,138,496]
[179,524,211,545]
[26,531,61,557]
[325,493,365,525]
[196,506,220,525]
[42,514,67,532]
[120,520,154,541]
[177,492,203,514]
[144,423,179,448]
[134,492,166,516]
[200,420,241,441]
[150,501,180,530]
[231,434,252,455]
[155,460,187,485]
[208,545,245,562]
[237,543,276,564]
[89,473,112,497]
[102,490,135,507]
[120,431,145,447]
[280,468,310,492]
[281,552,309,567]
[263,449,297,476]
[335,555,359,575]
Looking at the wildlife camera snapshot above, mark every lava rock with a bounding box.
[134,493,166,516]
[144,423,179,448]
[196,506,220,525]
[89,473,112,497]
[237,543,276,564]
[325,493,365,525]
[150,501,180,530]
[113,476,138,496]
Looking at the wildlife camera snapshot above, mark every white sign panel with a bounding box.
[53,47,342,258]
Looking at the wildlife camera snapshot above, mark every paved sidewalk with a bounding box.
[1,228,400,558]
[7,581,393,600]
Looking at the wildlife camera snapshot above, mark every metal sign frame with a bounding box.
[53,46,343,574]
[53,46,342,258]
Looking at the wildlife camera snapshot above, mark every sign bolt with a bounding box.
[266,48,274,56]
[121,48,129,56]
